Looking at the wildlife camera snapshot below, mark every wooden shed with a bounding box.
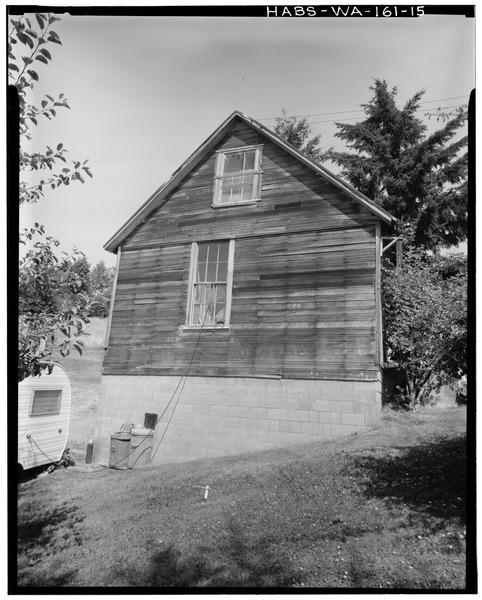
[93,111,396,465]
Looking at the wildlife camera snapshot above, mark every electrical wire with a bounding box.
[56,301,212,472]
[308,104,467,125]
[149,307,210,464]
[24,434,62,468]
[256,95,470,121]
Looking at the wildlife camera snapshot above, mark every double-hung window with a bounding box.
[187,240,234,327]
[213,145,263,206]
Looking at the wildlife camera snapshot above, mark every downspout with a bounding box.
[104,246,122,350]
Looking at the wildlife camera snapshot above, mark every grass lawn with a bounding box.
[16,401,469,590]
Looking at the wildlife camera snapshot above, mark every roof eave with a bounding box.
[104,111,246,253]
[238,112,396,226]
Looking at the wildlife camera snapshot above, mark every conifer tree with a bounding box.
[328,79,468,249]
[274,109,327,164]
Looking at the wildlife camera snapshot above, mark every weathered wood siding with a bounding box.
[103,120,380,380]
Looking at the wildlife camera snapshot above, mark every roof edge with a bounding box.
[104,110,396,253]
[104,111,244,253]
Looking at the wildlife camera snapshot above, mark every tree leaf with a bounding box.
[35,55,48,65]
[39,48,52,60]
[45,94,54,102]
[35,14,46,29]
[47,33,62,45]
[8,63,19,72]
[27,70,39,82]
[57,143,63,151]
[17,32,34,48]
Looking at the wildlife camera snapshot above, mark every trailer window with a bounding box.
[30,390,62,416]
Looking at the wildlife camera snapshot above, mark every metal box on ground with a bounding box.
[128,428,154,468]
[109,433,131,469]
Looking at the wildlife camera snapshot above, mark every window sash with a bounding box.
[187,241,234,327]
[213,146,262,206]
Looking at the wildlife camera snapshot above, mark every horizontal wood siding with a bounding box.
[104,229,377,380]
[104,121,380,380]
[122,122,376,250]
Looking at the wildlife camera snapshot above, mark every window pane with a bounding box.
[30,390,62,416]
[206,262,217,282]
[211,243,221,262]
[221,174,255,204]
[196,262,207,282]
[216,284,226,301]
[217,261,228,281]
[243,151,255,171]
[197,244,208,263]
[214,284,226,324]
[218,242,229,262]
[193,284,204,303]
[224,152,245,174]
[215,303,226,324]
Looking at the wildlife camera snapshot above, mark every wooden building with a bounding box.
[93,111,396,465]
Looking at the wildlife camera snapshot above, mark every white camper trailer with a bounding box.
[18,364,71,471]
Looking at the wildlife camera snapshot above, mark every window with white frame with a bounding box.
[213,146,263,206]
[30,390,62,416]
[187,240,234,327]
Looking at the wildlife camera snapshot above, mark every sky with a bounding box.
[16,5,475,268]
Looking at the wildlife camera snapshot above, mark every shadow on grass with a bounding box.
[18,503,84,551]
[17,502,85,587]
[17,569,79,588]
[353,435,466,524]
[113,518,300,588]
[18,464,52,485]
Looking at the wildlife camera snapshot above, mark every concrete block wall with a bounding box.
[93,375,382,465]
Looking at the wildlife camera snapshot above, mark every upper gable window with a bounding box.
[213,146,263,206]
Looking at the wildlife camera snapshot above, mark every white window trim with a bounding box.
[184,240,235,329]
[212,145,263,207]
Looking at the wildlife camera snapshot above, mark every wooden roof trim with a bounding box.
[104,110,395,253]
[104,111,243,253]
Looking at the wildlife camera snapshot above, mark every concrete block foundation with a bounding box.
[93,375,382,466]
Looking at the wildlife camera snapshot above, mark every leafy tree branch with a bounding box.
[9,13,92,205]
[11,12,95,380]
